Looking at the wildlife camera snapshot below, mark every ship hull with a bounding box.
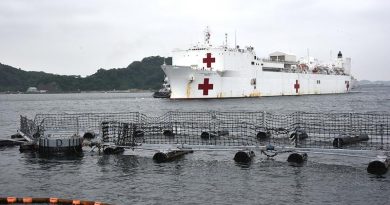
[162,65,351,99]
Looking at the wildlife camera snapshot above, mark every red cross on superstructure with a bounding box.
[198,78,213,95]
[294,80,300,93]
[203,53,215,68]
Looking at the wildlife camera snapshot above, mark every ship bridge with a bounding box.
[172,46,257,72]
[172,27,259,72]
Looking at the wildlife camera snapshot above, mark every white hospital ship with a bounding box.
[162,28,352,99]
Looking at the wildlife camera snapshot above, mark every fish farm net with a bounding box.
[20,111,390,151]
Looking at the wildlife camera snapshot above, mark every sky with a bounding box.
[0,0,389,81]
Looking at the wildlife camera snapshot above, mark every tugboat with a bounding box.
[153,77,171,98]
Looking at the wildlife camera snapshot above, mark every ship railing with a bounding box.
[261,58,297,64]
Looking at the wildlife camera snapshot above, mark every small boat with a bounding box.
[153,77,171,98]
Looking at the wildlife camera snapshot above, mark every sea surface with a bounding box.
[0,84,389,205]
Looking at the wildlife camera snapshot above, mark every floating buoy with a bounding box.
[10,133,23,139]
[217,130,229,136]
[50,197,59,203]
[83,132,95,140]
[153,150,193,163]
[0,197,111,204]
[0,139,24,147]
[163,130,175,137]
[103,146,124,155]
[200,130,229,139]
[256,131,270,140]
[134,130,144,138]
[19,142,36,153]
[333,134,369,148]
[289,129,308,141]
[6,197,16,203]
[153,152,168,163]
[73,199,81,205]
[287,153,308,164]
[234,150,255,163]
[22,197,32,203]
[200,131,217,139]
[367,156,389,175]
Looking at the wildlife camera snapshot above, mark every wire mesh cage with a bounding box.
[19,111,390,151]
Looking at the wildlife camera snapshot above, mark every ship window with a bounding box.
[251,61,255,65]
[254,56,256,60]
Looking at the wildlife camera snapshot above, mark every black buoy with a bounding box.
[287,153,308,164]
[200,131,217,139]
[10,133,23,139]
[256,131,270,140]
[153,150,193,163]
[289,130,308,141]
[103,146,125,155]
[82,132,95,140]
[333,134,369,148]
[234,150,255,163]
[217,130,229,136]
[201,130,228,139]
[19,142,36,152]
[0,139,24,147]
[153,152,168,163]
[163,130,175,137]
[367,157,389,175]
[134,130,144,138]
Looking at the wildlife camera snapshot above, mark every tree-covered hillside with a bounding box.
[0,56,171,92]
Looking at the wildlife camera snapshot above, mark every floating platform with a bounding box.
[12,111,389,164]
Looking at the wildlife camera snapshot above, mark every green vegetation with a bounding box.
[0,56,171,92]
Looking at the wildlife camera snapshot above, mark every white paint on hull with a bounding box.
[163,65,351,99]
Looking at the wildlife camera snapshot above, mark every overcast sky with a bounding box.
[0,0,389,80]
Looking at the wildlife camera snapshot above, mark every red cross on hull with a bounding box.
[198,78,213,95]
[203,53,215,68]
[294,80,300,93]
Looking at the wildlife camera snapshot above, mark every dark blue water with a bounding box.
[0,85,389,205]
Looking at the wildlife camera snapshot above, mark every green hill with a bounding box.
[0,56,171,92]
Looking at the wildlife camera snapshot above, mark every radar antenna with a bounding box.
[225,33,228,47]
[204,26,211,45]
